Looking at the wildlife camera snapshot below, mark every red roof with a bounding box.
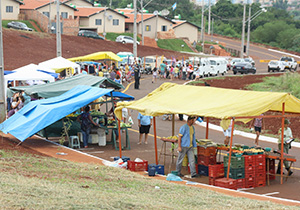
[125,13,154,23]
[20,0,65,10]
[75,7,105,17]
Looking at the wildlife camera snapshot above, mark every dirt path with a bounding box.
[29,20,42,32]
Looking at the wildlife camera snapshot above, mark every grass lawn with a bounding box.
[0,149,298,210]
[157,39,194,52]
[2,20,37,32]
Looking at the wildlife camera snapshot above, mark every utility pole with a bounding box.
[0,1,5,123]
[246,5,251,56]
[56,0,62,57]
[241,3,246,58]
[103,8,107,39]
[201,0,205,53]
[141,0,144,45]
[110,0,112,8]
[48,0,51,33]
[208,0,211,35]
[133,0,137,58]
[211,18,214,42]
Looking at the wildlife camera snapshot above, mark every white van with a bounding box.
[208,57,228,76]
[194,58,211,77]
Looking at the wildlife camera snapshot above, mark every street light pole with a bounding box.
[208,0,211,35]
[201,0,205,53]
[48,0,51,33]
[56,0,61,57]
[133,0,137,58]
[141,0,144,45]
[246,5,251,56]
[0,1,5,122]
[241,3,246,58]
[211,18,214,42]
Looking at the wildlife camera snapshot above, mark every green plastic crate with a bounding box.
[224,156,245,169]
[224,167,245,179]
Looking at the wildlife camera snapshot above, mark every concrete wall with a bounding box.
[38,4,75,20]
[2,0,20,20]
[173,23,198,43]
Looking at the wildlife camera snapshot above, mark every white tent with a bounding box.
[5,68,55,83]
[13,63,39,72]
[38,56,80,74]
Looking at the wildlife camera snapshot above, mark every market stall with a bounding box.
[68,51,122,62]
[115,82,300,185]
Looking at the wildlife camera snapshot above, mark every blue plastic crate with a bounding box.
[148,164,165,175]
[198,164,209,176]
[114,156,130,162]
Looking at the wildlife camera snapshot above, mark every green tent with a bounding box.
[11,74,124,99]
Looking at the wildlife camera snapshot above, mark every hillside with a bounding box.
[3,29,192,70]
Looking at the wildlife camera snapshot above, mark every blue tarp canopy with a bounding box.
[105,91,134,101]
[0,85,113,141]
[37,70,59,79]
[4,71,14,75]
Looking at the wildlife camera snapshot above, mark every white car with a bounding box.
[116,35,140,45]
[268,60,285,72]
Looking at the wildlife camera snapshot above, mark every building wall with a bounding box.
[79,10,125,33]
[136,16,173,39]
[66,0,93,7]
[174,23,198,43]
[37,4,75,20]
[2,0,20,20]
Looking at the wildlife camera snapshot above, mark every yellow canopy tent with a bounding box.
[115,82,300,184]
[68,51,122,62]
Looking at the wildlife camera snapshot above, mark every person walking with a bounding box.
[159,61,167,79]
[175,116,200,178]
[77,106,99,148]
[221,119,233,145]
[249,114,264,146]
[134,62,141,89]
[137,113,153,144]
[276,119,293,176]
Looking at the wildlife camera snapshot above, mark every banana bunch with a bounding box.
[163,136,178,140]
[244,148,264,153]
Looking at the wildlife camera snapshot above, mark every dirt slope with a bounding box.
[3,29,191,70]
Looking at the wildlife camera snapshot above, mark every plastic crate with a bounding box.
[114,156,130,162]
[215,178,237,190]
[198,164,209,176]
[209,177,216,186]
[245,169,255,178]
[209,163,224,178]
[224,167,245,179]
[245,165,255,174]
[236,178,245,189]
[197,146,217,156]
[243,155,255,165]
[197,154,216,166]
[255,172,266,181]
[255,179,266,187]
[224,156,244,169]
[148,164,165,175]
[255,154,266,164]
[245,180,255,188]
[256,162,266,173]
[127,160,148,172]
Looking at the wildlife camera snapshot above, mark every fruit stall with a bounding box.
[114,83,300,185]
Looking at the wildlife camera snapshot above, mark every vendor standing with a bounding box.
[277,119,293,176]
[176,116,200,178]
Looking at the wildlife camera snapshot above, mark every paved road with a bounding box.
[84,74,300,202]
[207,35,300,74]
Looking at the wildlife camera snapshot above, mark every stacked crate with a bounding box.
[197,146,217,176]
[208,163,224,186]
[224,155,245,189]
[244,155,255,188]
[255,154,266,187]
[214,177,237,190]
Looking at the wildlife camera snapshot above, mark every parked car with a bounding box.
[232,62,256,74]
[244,57,255,66]
[116,35,140,45]
[268,60,285,72]
[78,30,104,40]
[229,58,244,70]
[7,21,33,31]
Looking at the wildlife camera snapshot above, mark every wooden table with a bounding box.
[158,138,178,172]
[265,152,296,185]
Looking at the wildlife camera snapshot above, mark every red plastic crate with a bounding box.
[127,160,148,171]
[197,154,216,166]
[209,177,216,186]
[188,163,198,174]
[215,178,237,190]
[245,170,255,178]
[255,172,266,181]
[256,166,266,174]
[209,163,224,178]
[245,180,255,188]
[255,154,266,164]
[236,178,245,189]
[256,162,266,171]
[245,175,255,183]
[255,179,266,187]
[243,155,255,165]
[245,165,255,173]
[197,146,217,156]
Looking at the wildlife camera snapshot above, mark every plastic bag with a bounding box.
[166,173,183,181]
[128,116,134,125]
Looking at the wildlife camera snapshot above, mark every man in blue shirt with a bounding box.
[137,112,153,144]
[176,116,200,178]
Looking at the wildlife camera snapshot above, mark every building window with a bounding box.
[61,12,68,19]
[6,6,13,13]
[145,25,151,31]
[95,19,102,25]
[161,25,167,31]
[43,12,50,18]
[113,19,119,26]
